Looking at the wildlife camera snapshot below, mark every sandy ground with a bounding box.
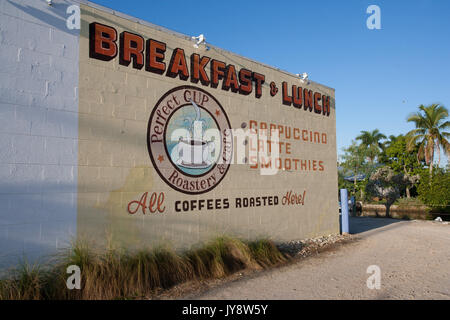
[183,217,450,300]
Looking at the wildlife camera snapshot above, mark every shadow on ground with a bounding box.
[348,216,402,234]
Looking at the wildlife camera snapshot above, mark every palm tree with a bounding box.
[356,129,387,163]
[406,104,450,177]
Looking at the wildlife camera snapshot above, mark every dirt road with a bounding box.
[186,217,450,299]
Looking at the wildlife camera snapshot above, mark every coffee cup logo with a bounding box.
[174,100,216,169]
[147,86,232,194]
[177,138,215,168]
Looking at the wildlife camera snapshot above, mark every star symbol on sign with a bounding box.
[215,109,220,117]
[157,155,164,163]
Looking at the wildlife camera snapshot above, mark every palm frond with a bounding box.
[438,120,450,130]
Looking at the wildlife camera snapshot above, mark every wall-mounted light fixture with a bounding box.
[296,72,309,84]
[192,34,206,49]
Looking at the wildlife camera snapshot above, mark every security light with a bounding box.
[192,34,206,48]
[296,72,309,84]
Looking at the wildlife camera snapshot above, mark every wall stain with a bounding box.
[96,165,155,248]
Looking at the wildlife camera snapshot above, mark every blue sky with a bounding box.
[90,0,450,162]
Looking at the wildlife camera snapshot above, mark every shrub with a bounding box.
[417,169,450,212]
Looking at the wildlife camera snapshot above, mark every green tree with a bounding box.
[406,104,450,177]
[340,141,373,199]
[379,135,400,164]
[356,129,387,163]
[384,134,424,197]
[417,168,450,211]
[338,168,353,192]
[383,135,400,150]
[365,167,419,218]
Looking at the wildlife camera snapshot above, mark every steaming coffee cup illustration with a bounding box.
[167,99,219,171]
[177,138,215,168]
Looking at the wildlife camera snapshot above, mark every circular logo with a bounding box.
[147,86,233,194]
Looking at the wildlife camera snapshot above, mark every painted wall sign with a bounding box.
[0,0,336,269]
[76,4,339,251]
[88,22,331,117]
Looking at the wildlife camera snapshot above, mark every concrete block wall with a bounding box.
[0,0,338,271]
[0,0,79,270]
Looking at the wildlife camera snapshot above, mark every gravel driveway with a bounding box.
[186,217,450,299]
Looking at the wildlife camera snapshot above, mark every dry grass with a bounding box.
[248,239,288,267]
[0,237,288,300]
[0,261,46,300]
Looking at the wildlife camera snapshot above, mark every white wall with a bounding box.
[0,0,79,270]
